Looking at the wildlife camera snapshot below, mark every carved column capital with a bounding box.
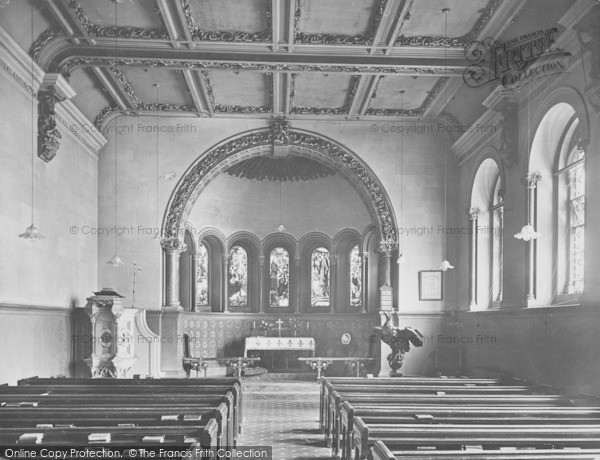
[467,207,480,219]
[378,240,398,256]
[522,172,542,188]
[161,237,187,255]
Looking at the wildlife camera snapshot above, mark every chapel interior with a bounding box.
[1,0,600,458]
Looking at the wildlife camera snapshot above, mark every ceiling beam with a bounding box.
[369,0,403,55]
[44,0,93,45]
[359,75,382,118]
[172,0,194,48]
[155,0,184,49]
[347,75,369,118]
[182,69,208,115]
[91,67,133,113]
[385,0,411,55]
[53,45,468,75]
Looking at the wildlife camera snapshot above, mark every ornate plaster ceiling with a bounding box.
[13,0,556,131]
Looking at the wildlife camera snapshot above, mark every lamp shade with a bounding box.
[106,254,125,266]
[437,259,454,271]
[19,224,45,240]
[514,224,541,241]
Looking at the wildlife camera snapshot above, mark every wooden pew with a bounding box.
[352,419,600,460]
[4,381,243,438]
[370,440,600,460]
[325,390,575,450]
[0,403,232,449]
[341,404,600,460]
[319,378,528,433]
[0,423,219,450]
[0,392,237,446]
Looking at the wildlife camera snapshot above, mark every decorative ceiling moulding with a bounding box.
[55,100,107,158]
[201,71,273,114]
[55,56,465,80]
[293,0,388,46]
[393,0,501,47]
[180,0,272,43]
[290,74,361,116]
[0,25,44,97]
[67,0,170,40]
[110,67,142,109]
[366,77,448,118]
[163,125,398,245]
[30,29,64,62]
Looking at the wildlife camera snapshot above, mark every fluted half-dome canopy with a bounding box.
[225,155,335,182]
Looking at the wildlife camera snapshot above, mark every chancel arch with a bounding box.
[163,125,398,312]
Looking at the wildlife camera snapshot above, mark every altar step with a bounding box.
[244,371,316,381]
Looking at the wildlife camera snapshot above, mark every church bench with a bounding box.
[0,422,219,452]
[18,376,241,386]
[0,392,238,444]
[340,403,600,460]
[370,441,600,460]
[324,390,574,446]
[0,403,232,449]
[319,379,528,431]
[351,419,600,460]
[5,381,243,436]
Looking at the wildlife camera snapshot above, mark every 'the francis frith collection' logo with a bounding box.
[463,28,572,90]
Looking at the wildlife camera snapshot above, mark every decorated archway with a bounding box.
[160,121,398,309]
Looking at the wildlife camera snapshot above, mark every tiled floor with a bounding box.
[237,381,332,460]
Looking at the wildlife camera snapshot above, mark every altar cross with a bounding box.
[275,318,284,337]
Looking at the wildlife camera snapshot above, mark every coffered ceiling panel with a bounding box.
[188,0,269,33]
[73,0,164,29]
[297,0,379,36]
[69,68,114,124]
[292,74,355,110]
[120,68,194,107]
[399,0,490,38]
[370,76,439,111]
[206,71,271,109]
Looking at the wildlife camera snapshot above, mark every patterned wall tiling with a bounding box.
[182,314,378,361]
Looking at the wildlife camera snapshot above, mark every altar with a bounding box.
[244,336,316,357]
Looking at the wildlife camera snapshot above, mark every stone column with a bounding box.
[361,252,368,314]
[497,206,504,303]
[222,253,229,313]
[468,207,480,310]
[523,172,542,302]
[329,254,338,312]
[161,238,187,308]
[294,255,301,314]
[378,240,397,311]
[258,255,265,313]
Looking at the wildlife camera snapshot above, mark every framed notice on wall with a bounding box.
[419,270,443,301]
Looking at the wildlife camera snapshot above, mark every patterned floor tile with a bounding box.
[238,382,331,460]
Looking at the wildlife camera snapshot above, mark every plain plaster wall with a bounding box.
[0,63,98,384]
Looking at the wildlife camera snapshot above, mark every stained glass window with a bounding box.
[228,246,248,307]
[269,248,289,308]
[311,247,330,307]
[567,148,585,294]
[350,245,362,307]
[196,243,209,306]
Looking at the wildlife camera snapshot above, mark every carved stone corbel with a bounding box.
[574,5,600,111]
[37,74,76,162]
[497,101,519,168]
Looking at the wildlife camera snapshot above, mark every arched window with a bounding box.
[269,248,289,308]
[471,158,502,310]
[529,104,586,305]
[311,247,330,307]
[228,246,248,307]
[564,146,585,294]
[196,242,209,307]
[350,245,362,308]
